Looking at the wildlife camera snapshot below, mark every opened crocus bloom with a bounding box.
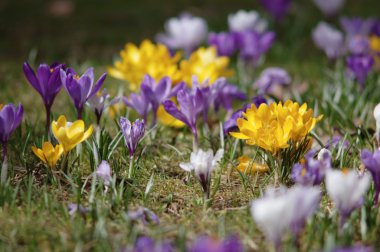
[230,101,322,153]
[0,103,24,144]
[108,40,182,91]
[51,115,93,153]
[361,149,380,204]
[180,47,233,85]
[32,142,63,169]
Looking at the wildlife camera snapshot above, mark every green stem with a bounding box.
[1,143,8,184]
[128,155,135,179]
[61,152,69,174]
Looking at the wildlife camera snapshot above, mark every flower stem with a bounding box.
[61,153,69,174]
[77,108,83,120]
[45,104,51,135]
[192,132,198,152]
[1,143,8,184]
[128,155,135,179]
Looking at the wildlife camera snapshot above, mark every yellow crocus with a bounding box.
[108,40,182,91]
[32,142,63,169]
[370,36,380,53]
[180,46,234,86]
[236,156,269,173]
[51,115,93,153]
[230,101,322,153]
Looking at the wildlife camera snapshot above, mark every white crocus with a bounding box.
[312,22,345,59]
[156,14,207,54]
[373,103,380,143]
[228,10,267,33]
[326,169,370,224]
[251,186,320,250]
[180,148,224,197]
[313,0,345,16]
[95,160,112,187]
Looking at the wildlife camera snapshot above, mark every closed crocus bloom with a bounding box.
[373,103,380,143]
[0,103,24,144]
[254,67,291,94]
[361,149,380,204]
[60,67,107,119]
[32,142,63,168]
[228,10,267,33]
[179,47,233,85]
[108,40,182,91]
[95,160,112,186]
[156,13,208,54]
[208,32,237,57]
[346,55,374,89]
[120,117,145,158]
[51,115,93,153]
[312,22,345,59]
[313,0,345,16]
[326,169,371,226]
[180,148,224,198]
[87,89,119,125]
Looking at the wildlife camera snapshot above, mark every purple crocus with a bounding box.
[67,203,90,217]
[347,36,371,55]
[121,236,173,252]
[87,89,119,125]
[291,150,331,186]
[60,67,107,119]
[312,22,345,59]
[208,32,237,57]
[163,88,204,150]
[361,149,380,204]
[332,246,374,252]
[0,103,24,183]
[313,0,345,17]
[340,17,374,37]
[223,95,266,134]
[127,207,160,225]
[346,55,374,89]
[254,67,291,94]
[23,62,63,132]
[211,78,247,112]
[236,31,275,67]
[120,117,145,178]
[123,92,150,123]
[326,135,350,152]
[260,0,291,21]
[189,235,243,252]
[140,75,184,126]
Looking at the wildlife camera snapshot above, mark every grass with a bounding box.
[1,0,380,251]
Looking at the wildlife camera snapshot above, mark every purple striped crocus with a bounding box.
[60,67,107,119]
[23,62,63,132]
[0,103,24,183]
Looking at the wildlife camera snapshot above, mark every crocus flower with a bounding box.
[208,32,237,57]
[325,169,371,227]
[23,62,63,131]
[121,236,173,252]
[68,203,90,217]
[140,75,185,126]
[0,103,24,183]
[326,135,350,152]
[189,235,244,252]
[347,36,371,55]
[180,148,224,199]
[95,160,112,187]
[120,117,145,178]
[156,13,208,55]
[340,17,374,37]
[123,92,151,123]
[361,149,380,204]
[374,103,380,143]
[127,207,160,225]
[87,89,119,125]
[163,88,204,149]
[251,185,320,251]
[210,78,247,112]
[313,0,345,16]
[291,149,331,186]
[236,156,269,173]
[346,55,374,88]
[32,142,63,169]
[236,31,275,67]
[254,67,291,94]
[332,246,374,252]
[312,22,345,59]
[51,115,93,154]
[259,0,291,21]
[60,67,107,119]
[228,10,267,33]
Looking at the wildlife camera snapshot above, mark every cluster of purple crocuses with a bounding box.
[23,62,116,130]
[312,17,380,88]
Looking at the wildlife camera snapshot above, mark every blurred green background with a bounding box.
[1,0,379,63]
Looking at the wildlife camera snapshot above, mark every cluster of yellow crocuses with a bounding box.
[107,40,232,90]
[231,101,322,153]
[32,115,93,169]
